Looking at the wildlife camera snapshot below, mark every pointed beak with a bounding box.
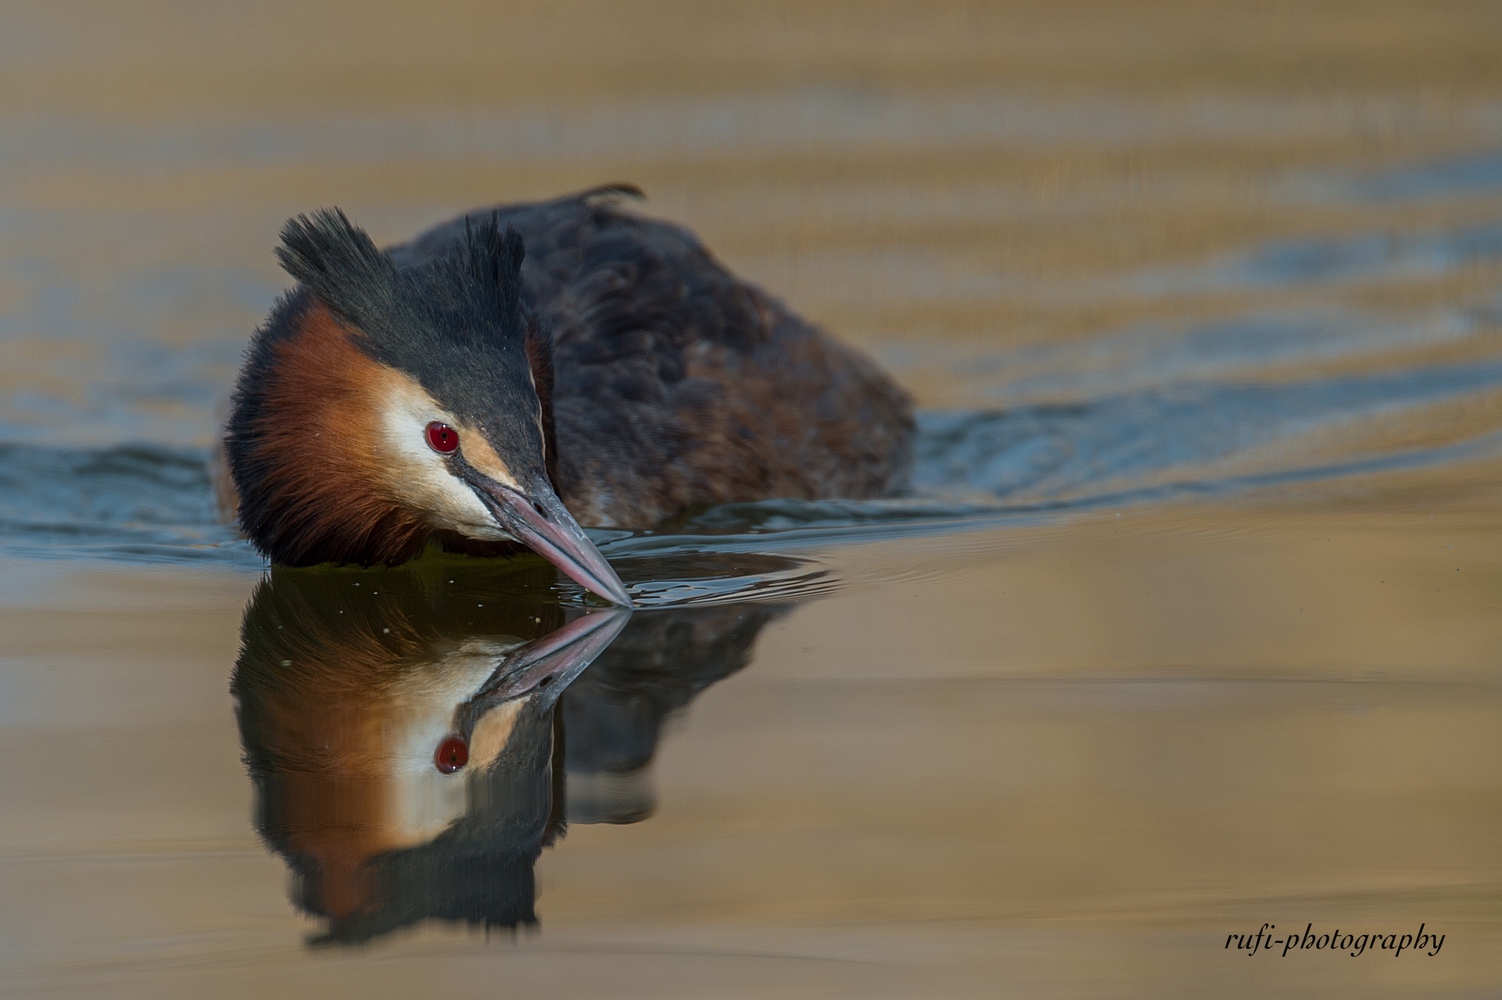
[468,473,633,607]
[459,609,631,723]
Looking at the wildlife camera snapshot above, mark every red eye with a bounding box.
[426,422,459,453]
[435,736,469,773]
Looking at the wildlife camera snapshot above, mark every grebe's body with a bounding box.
[224,187,913,604]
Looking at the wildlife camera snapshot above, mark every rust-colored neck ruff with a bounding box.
[227,296,429,566]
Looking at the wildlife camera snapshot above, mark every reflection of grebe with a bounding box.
[221,186,913,605]
[232,563,788,944]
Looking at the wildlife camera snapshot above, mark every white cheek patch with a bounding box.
[374,386,514,541]
[382,638,526,845]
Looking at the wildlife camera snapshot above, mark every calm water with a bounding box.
[3,2,1502,996]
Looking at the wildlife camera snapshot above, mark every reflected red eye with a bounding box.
[435,736,469,773]
[426,422,459,454]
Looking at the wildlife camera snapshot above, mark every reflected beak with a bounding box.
[459,609,631,724]
[467,473,633,606]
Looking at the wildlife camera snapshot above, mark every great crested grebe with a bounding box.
[223,186,914,604]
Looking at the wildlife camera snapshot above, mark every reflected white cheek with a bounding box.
[382,639,525,844]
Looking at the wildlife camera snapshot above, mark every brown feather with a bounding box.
[236,300,429,565]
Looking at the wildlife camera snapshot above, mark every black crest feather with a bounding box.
[275,209,403,333]
[454,214,526,344]
[270,208,541,441]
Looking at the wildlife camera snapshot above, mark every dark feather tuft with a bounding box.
[275,209,401,331]
[452,215,526,340]
[274,208,544,451]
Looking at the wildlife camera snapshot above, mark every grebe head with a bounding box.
[226,209,630,606]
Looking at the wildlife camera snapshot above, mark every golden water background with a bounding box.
[2,2,1502,996]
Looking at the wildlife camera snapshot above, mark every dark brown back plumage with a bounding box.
[391,187,915,528]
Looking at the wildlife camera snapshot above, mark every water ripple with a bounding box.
[6,353,1502,575]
